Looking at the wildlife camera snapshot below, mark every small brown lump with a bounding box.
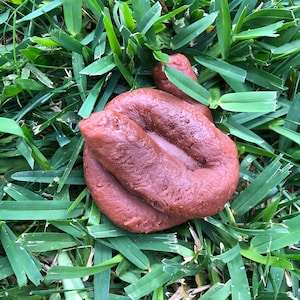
[79,54,240,233]
[152,53,213,121]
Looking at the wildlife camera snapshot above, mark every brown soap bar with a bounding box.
[79,54,240,233]
[79,88,239,232]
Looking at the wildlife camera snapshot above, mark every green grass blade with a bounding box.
[113,53,135,87]
[162,259,204,280]
[49,220,86,239]
[94,241,112,300]
[63,0,82,36]
[83,0,104,18]
[219,91,277,112]
[232,6,247,35]
[132,233,193,257]
[244,65,286,90]
[14,78,44,91]
[13,91,52,121]
[15,139,34,169]
[240,245,294,270]
[268,267,285,296]
[57,251,89,300]
[94,72,121,112]
[50,136,82,169]
[72,52,87,100]
[195,55,247,82]
[21,233,79,252]
[262,196,281,223]
[78,79,104,118]
[11,169,85,185]
[32,101,80,135]
[26,64,54,88]
[234,21,284,40]
[273,53,300,76]
[251,215,300,254]
[14,81,74,122]
[291,273,299,298]
[223,119,273,151]
[119,2,135,31]
[215,0,231,59]
[152,286,164,300]
[171,12,218,49]
[0,223,43,286]
[0,257,14,281]
[229,103,288,127]
[154,5,189,25]
[87,223,128,238]
[21,126,51,170]
[164,65,210,105]
[201,281,232,300]
[0,201,84,220]
[80,55,116,76]
[131,0,151,25]
[0,9,10,25]
[278,93,300,151]
[51,30,92,57]
[135,1,161,34]
[103,7,122,57]
[67,187,88,214]
[108,236,150,270]
[227,251,251,300]
[89,225,193,256]
[124,261,176,299]
[0,121,51,170]
[3,183,44,201]
[31,36,60,47]
[272,39,300,56]
[231,156,292,216]
[270,125,300,146]
[57,136,84,192]
[0,117,25,138]
[243,8,295,25]
[222,75,252,93]
[17,0,64,23]
[236,142,276,158]
[211,243,241,264]
[46,254,123,280]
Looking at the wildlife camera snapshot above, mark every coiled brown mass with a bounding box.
[79,55,240,233]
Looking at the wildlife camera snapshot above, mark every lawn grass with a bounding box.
[0,0,300,299]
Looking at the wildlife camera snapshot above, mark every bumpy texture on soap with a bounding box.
[79,54,240,233]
